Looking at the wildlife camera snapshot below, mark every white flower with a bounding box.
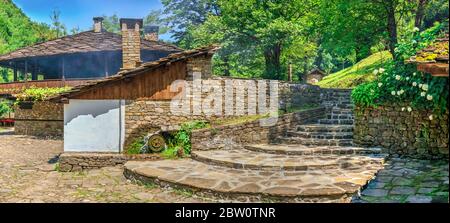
[373,69,379,75]
[429,115,433,120]
[378,82,383,87]
[413,72,416,76]
[391,91,396,96]
[406,77,410,80]
[412,40,417,44]
[412,82,417,87]
[379,68,385,73]
[402,107,405,111]
[422,84,428,91]
[421,92,426,97]
[427,94,433,101]
[413,27,420,32]
[419,83,423,88]
[395,75,401,80]
[407,107,412,112]
[397,91,402,95]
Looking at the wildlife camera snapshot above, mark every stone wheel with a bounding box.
[148,134,167,152]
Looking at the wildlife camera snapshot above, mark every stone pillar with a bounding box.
[186,54,213,80]
[144,25,159,41]
[120,18,143,70]
[93,17,104,33]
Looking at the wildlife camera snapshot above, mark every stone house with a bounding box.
[0,17,182,136]
[305,68,326,84]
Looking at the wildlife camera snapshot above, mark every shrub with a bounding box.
[0,99,12,117]
[15,87,71,102]
[167,120,210,157]
[352,22,449,115]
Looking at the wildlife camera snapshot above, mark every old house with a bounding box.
[305,68,326,84]
[0,17,182,136]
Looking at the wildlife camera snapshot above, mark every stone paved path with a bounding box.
[355,158,449,203]
[0,133,208,203]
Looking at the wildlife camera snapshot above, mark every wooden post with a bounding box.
[104,53,109,77]
[61,57,66,85]
[288,63,293,82]
[24,60,28,83]
[13,63,17,82]
[32,60,38,80]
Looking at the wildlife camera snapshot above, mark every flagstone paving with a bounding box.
[354,158,449,203]
[1,130,447,203]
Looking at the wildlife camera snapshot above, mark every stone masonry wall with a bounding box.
[354,104,449,159]
[14,101,63,137]
[190,107,326,151]
[124,78,327,148]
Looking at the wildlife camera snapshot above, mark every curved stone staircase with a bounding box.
[124,89,388,202]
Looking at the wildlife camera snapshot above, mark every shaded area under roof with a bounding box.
[0,30,182,62]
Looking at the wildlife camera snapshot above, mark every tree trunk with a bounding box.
[386,0,398,61]
[263,43,282,80]
[415,0,428,29]
[223,56,231,76]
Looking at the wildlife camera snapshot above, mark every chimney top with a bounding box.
[120,18,143,30]
[93,17,104,32]
[144,25,159,41]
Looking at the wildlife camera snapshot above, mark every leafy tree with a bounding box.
[161,0,220,43]
[49,9,67,38]
[102,14,120,33]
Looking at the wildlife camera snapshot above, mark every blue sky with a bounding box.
[13,0,171,40]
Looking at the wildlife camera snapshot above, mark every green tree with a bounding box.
[217,0,317,79]
[49,9,67,38]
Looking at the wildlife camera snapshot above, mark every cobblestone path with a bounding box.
[0,132,207,203]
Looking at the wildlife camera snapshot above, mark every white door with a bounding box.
[64,99,125,152]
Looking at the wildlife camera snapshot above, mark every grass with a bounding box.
[316,51,392,89]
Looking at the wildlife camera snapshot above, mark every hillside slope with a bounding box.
[0,0,55,82]
[316,51,392,89]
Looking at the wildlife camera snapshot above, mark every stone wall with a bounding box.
[14,101,63,137]
[190,107,326,151]
[354,104,449,159]
[58,153,162,172]
[124,78,327,148]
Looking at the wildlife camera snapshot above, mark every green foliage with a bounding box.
[0,0,56,55]
[15,87,71,102]
[317,51,392,88]
[352,23,449,114]
[125,136,145,155]
[351,82,380,108]
[167,120,210,157]
[0,99,12,117]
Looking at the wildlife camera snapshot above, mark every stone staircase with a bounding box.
[124,89,387,203]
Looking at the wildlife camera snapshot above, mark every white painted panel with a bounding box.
[64,99,124,152]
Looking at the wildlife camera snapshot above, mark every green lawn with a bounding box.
[316,51,392,89]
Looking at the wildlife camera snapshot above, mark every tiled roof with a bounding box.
[0,30,182,61]
[50,45,218,101]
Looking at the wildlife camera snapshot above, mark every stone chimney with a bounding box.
[93,17,104,32]
[144,25,159,41]
[120,18,143,70]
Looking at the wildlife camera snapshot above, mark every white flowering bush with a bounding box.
[352,23,448,114]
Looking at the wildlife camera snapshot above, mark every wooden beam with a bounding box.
[13,63,17,82]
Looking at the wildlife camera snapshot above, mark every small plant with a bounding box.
[15,87,71,102]
[125,136,145,154]
[165,120,210,158]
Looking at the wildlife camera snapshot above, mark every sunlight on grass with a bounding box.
[316,51,392,89]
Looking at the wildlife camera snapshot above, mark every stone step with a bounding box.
[124,157,385,202]
[244,144,384,156]
[191,149,385,171]
[277,137,354,146]
[331,108,353,113]
[318,119,354,125]
[327,114,354,120]
[335,104,354,109]
[287,131,353,139]
[296,124,353,133]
